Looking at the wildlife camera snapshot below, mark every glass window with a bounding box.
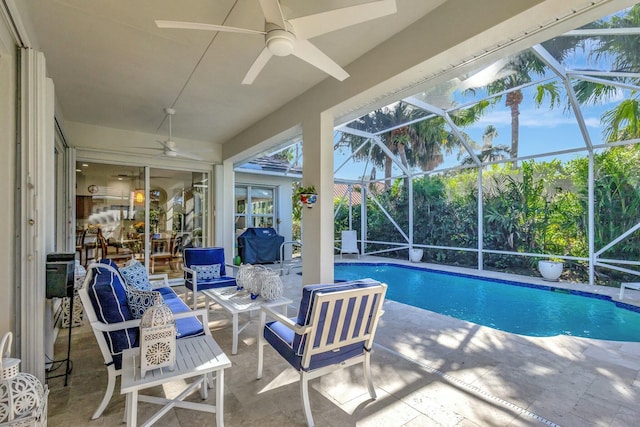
[235,185,277,237]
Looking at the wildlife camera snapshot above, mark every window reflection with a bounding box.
[75,162,208,279]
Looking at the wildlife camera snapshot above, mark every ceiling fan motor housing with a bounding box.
[265,23,295,56]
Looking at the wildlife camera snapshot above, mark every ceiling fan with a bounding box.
[145,108,202,160]
[156,0,397,84]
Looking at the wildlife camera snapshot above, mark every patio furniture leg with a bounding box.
[92,368,116,419]
[200,374,208,400]
[216,369,225,427]
[619,282,640,300]
[300,372,314,427]
[126,389,138,427]
[232,313,239,355]
[257,311,265,379]
[363,351,377,399]
[123,390,128,424]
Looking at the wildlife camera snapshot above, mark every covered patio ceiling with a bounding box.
[14,0,632,164]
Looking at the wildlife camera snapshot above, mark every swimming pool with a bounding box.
[335,263,640,342]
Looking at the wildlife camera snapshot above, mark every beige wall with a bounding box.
[0,14,17,336]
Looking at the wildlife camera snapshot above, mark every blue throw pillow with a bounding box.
[126,287,163,319]
[120,260,152,291]
[192,264,221,280]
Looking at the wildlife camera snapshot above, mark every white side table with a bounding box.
[202,287,292,354]
[120,335,231,427]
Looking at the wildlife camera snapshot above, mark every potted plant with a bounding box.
[538,258,564,281]
[296,185,317,208]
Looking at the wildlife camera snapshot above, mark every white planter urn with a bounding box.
[409,249,424,263]
[538,260,563,281]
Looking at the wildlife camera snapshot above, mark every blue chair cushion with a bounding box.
[293,279,381,356]
[86,265,137,369]
[155,287,205,338]
[184,247,228,276]
[264,318,365,372]
[184,247,236,291]
[184,276,236,292]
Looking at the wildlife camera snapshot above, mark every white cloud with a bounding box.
[583,117,601,128]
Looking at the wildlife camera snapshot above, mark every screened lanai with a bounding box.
[241,4,640,288]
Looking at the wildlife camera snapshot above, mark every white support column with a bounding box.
[19,48,54,382]
[477,167,484,271]
[65,146,76,251]
[408,176,414,253]
[302,112,334,285]
[215,161,235,264]
[588,152,595,285]
[361,186,367,256]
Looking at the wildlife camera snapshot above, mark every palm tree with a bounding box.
[340,101,488,189]
[460,125,511,164]
[481,52,562,165]
[572,4,640,142]
[339,102,444,189]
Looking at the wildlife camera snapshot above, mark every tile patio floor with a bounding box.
[47,258,640,426]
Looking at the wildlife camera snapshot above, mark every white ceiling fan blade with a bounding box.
[258,0,286,27]
[134,146,162,151]
[174,150,204,161]
[289,0,397,40]
[292,39,349,81]
[242,47,274,85]
[156,20,265,35]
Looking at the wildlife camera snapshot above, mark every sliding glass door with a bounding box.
[75,162,209,279]
[148,169,208,276]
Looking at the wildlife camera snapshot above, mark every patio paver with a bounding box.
[47,258,640,426]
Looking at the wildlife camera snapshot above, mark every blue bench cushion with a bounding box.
[155,287,205,339]
[293,279,381,356]
[88,261,205,370]
[86,265,137,369]
[99,258,120,271]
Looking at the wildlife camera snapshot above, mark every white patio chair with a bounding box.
[257,279,387,427]
[619,282,640,299]
[340,230,360,259]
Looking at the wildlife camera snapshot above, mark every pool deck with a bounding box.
[48,257,640,426]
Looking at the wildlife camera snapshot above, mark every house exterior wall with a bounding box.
[235,171,295,260]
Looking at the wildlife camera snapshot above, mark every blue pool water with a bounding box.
[335,263,640,342]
